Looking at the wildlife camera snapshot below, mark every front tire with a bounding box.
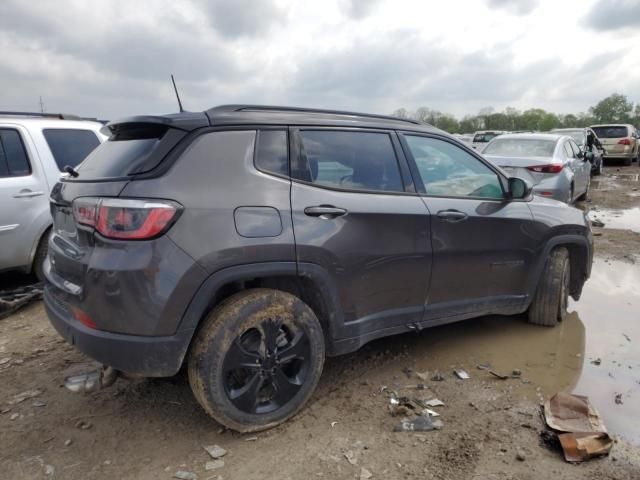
[188,289,325,432]
[527,247,570,327]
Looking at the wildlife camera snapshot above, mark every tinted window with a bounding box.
[76,125,169,179]
[255,130,288,177]
[473,133,501,143]
[483,138,556,157]
[405,135,503,199]
[43,129,100,171]
[0,129,31,177]
[592,126,629,138]
[297,131,403,193]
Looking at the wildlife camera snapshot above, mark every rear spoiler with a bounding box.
[106,112,209,134]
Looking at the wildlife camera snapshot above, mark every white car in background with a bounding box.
[471,130,507,151]
[483,133,591,204]
[0,112,106,280]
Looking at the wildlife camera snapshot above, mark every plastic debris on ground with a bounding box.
[0,284,43,320]
[424,398,444,407]
[203,444,227,459]
[394,414,443,432]
[543,392,613,462]
[454,369,470,380]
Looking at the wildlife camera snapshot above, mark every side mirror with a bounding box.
[508,177,532,200]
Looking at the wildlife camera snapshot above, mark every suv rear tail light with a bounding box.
[526,164,564,174]
[72,198,181,240]
[618,138,631,145]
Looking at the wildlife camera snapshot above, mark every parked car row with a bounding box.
[454,123,639,205]
[0,112,105,279]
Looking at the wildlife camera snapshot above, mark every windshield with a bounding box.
[592,126,629,138]
[483,138,557,157]
[473,133,500,143]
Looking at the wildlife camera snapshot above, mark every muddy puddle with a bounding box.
[589,207,640,233]
[395,258,640,444]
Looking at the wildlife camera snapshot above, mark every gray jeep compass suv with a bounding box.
[44,105,593,432]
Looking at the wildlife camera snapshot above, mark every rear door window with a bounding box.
[296,130,404,193]
[0,129,31,177]
[43,129,100,171]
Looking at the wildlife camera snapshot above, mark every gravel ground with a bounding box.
[1,164,639,480]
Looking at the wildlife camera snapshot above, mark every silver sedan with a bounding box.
[482,133,591,204]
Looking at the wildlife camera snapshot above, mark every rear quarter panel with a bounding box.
[120,129,296,273]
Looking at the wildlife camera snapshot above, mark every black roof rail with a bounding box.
[206,104,422,125]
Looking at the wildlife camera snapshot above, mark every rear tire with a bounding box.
[32,229,51,283]
[527,247,570,327]
[576,179,590,202]
[624,157,632,166]
[188,289,325,432]
[593,159,602,176]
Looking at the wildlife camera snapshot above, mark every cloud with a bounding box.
[583,0,640,31]
[0,0,638,120]
[487,0,538,15]
[343,0,383,19]
[204,0,287,39]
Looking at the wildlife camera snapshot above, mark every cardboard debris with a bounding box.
[544,392,613,462]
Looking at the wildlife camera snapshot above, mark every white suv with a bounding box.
[0,113,105,280]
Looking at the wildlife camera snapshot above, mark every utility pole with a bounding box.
[39,96,45,113]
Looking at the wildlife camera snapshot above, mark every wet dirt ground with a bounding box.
[1,164,640,479]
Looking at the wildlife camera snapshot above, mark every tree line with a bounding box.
[392,93,640,134]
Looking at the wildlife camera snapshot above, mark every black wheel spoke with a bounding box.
[272,368,302,406]
[224,339,261,373]
[261,320,281,353]
[277,331,308,364]
[228,372,264,413]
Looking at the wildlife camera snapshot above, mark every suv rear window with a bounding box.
[43,129,100,171]
[592,126,629,138]
[75,124,172,179]
[0,129,31,177]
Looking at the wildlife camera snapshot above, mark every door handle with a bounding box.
[13,190,44,198]
[436,209,468,222]
[304,206,348,218]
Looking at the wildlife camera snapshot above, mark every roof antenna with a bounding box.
[171,74,184,112]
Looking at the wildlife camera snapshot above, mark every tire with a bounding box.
[32,229,51,283]
[593,158,602,176]
[188,288,325,432]
[527,247,570,326]
[624,156,632,166]
[576,178,590,202]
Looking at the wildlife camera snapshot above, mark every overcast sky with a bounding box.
[1,0,639,120]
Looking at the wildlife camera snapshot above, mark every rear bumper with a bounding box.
[532,188,567,203]
[44,284,194,377]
